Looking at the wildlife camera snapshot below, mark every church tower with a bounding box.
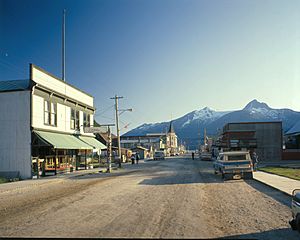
[167,121,178,155]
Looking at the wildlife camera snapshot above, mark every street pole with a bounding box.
[62,9,66,82]
[111,95,123,168]
[107,126,112,173]
[110,95,132,168]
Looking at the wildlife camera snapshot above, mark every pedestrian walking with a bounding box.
[252,151,258,171]
[192,152,195,160]
[131,154,135,164]
[136,153,140,164]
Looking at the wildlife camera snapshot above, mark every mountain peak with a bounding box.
[204,106,213,111]
[243,99,270,111]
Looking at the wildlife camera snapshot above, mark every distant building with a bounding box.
[120,134,165,157]
[282,120,300,160]
[121,122,178,156]
[0,64,105,179]
[166,121,178,155]
[217,122,282,162]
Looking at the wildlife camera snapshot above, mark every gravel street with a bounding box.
[0,155,299,239]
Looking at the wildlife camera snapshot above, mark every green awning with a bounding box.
[78,136,106,150]
[34,131,93,150]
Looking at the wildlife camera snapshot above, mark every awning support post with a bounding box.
[85,150,87,170]
[55,149,57,175]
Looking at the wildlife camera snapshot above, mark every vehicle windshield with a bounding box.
[227,155,247,161]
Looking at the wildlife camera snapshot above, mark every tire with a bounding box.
[214,170,218,175]
[244,172,253,180]
[296,214,300,232]
[223,173,232,180]
[290,219,297,230]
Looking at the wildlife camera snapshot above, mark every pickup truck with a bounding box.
[213,151,253,180]
[289,189,300,232]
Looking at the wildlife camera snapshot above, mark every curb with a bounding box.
[258,169,300,181]
[253,177,292,197]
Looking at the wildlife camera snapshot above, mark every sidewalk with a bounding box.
[253,171,300,196]
[0,165,117,193]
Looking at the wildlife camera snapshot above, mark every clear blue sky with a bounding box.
[1,0,300,134]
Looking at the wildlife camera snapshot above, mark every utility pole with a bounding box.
[107,126,112,173]
[111,95,123,168]
[110,95,132,168]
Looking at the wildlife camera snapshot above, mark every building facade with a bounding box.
[165,121,178,155]
[120,134,165,157]
[0,64,105,179]
[120,122,178,157]
[282,120,300,160]
[217,122,282,162]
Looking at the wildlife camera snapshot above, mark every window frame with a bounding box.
[44,100,57,127]
[83,112,90,128]
[70,108,80,130]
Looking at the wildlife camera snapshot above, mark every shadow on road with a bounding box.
[219,227,299,240]
[244,180,291,207]
[139,169,223,185]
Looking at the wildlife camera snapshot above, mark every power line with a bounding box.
[94,104,114,116]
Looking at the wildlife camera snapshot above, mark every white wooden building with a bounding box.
[0,64,105,179]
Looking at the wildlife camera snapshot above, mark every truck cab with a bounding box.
[213,151,253,180]
[290,189,300,232]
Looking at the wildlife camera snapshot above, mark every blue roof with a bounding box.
[0,79,30,91]
[286,120,300,135]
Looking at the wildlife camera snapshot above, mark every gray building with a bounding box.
[218,122,282,162]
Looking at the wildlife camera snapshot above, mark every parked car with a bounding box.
[289,189,300,232]
[213,151,253,180]
[154,151,165,160]
[200,151,212,161]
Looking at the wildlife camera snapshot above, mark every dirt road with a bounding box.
[0,156,298,239]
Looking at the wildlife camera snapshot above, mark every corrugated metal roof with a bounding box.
[286,120,300,135]
[0,79,30,92]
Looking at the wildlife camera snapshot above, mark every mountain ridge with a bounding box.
[123,100,300,149]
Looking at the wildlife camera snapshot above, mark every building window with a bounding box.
[71,108,80,130]
[44,100,57,126]
[83,112,90,127]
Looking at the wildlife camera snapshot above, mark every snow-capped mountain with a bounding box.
[243,99,280,118]
[124,99,300,149]
[182,107,230,127]
[125,106,231,136]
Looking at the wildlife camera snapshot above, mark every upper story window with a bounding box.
[44,100,57,126]
[83,112,90,128]
[71,108,80,130]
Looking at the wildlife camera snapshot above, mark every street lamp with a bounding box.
[119,108,133,115]
[115,108,133,168]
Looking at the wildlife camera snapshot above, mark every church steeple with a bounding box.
[168,121,175,133]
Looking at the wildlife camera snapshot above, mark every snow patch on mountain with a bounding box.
[136,122,160,130]
[243,100,281,118]
[248,107,279,118]
[182,107,231,127]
